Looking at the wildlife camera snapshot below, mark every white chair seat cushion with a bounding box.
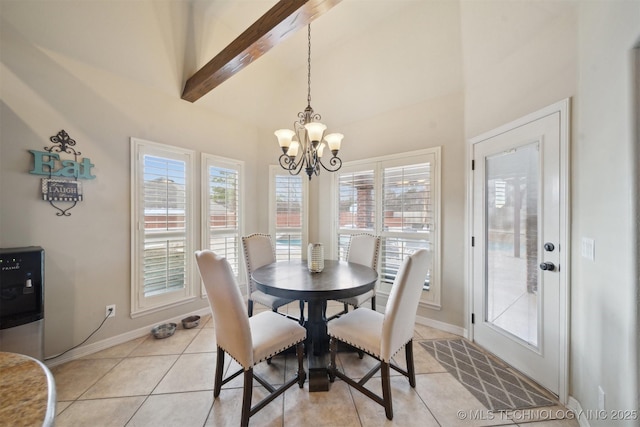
[327,308,384,360]
[250,290,293,310]
[337,289,374,307]
[250,311,306,365]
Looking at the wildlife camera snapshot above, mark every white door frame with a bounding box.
[466,98,571,403]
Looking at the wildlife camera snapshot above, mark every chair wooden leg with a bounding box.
[296,342,306,388]
[328,338,337,382]
[247,299,254,317]
[214,346,225,398]
[371,295,376,311]
[405,340,416,387]
[381,361,393,420]
[241,368,253,427]
[343,302,349,314]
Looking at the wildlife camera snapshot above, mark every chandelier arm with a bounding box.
[279,153,295,170]
[279,153,304,176]
[318,155,342,172]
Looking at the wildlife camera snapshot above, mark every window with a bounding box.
[202,154,243,278]
[131,138,195,317]
[335,148,441,307]
[337,169,375,259]
[269,166,308,261]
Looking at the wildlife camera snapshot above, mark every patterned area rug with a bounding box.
[420,339,556,411]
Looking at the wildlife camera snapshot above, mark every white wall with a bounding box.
[460,0,578,138]
[0,1,261,357]
[572,1,640,422]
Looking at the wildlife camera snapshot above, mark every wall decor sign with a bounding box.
[29,130,95,216]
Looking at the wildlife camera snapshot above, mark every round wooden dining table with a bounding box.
[252,259,377,392]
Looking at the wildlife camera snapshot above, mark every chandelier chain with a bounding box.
[307,24,311,107]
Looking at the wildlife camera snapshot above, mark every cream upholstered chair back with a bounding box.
[380,249,430,361]
[242,233,276,296]
[346,234,381,270]
[195,250,253,369]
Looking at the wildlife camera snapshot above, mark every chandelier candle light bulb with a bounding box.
[275,129,296,153]
[304,122,327,144]
[323,133,343,155]
[287,141,300,157]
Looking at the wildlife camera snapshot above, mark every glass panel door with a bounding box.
[485,142,539,347]
[472,103,568,397]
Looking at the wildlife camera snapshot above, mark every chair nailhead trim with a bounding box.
[220,338,306,369]
[254,337,305,364]
[328,336,411,361]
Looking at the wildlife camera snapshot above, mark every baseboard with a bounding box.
[566,396,592,427]
[414,314,467,338]
[44,307,211,368]
[47,305,463,368]
[374,292,466,339]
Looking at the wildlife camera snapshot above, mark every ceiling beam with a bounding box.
[181,0,342,103]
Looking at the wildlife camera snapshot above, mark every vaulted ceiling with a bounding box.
[183,0,463,130]
[1,0,463,132]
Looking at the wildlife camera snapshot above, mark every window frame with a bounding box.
[334,148,442,308]
[200,153,244,292]
[268,165,309,262]
[130,137,196,318]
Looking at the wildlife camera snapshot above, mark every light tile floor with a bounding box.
[51,302,578,427]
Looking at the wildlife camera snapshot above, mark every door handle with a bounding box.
[544,242,555,252]
[539,262,556,271]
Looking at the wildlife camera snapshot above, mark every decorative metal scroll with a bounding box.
[29,130,95,216]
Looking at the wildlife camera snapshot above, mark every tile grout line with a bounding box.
[126,324,204,426]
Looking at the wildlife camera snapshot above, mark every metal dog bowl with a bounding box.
[181,315,201,329]
[151,323,177,339]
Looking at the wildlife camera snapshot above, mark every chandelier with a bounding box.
[274,24,343,180]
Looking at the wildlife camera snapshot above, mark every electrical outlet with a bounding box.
[106,304,116,318]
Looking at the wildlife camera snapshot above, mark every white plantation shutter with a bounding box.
[381,163,431,287]
[337,169,375,259]
[382,163,431,232]
[203,155,243,276]
[334,148,441,307]
[131,138,195,316]
[143,156,187,296]
[274,174,303,260]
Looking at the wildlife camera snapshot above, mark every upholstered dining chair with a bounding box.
[327,249,430,420]
[328,233,381,321]
[242,233,304,324]
[195,250,306,427]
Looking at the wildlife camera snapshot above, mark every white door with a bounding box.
[470,100,569,399]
